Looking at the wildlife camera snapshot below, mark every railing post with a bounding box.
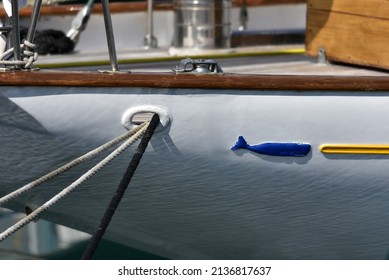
[26,0,43,43]
[143,0,158,49]
[11,0,21,69]
[101,0,119,72]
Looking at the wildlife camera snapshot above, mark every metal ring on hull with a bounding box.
[121,105,171,132]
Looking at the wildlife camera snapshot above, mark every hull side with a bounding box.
[1,86,389,259]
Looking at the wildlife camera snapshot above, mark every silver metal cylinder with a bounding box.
[172,0,231,49]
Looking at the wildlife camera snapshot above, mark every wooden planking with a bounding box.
[307,0,389,20]
[0,0,306,18]
[306,0,389,70]
[1,70,389,91]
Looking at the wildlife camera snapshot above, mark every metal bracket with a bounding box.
[317,48,328,65]
[173,58,224,74]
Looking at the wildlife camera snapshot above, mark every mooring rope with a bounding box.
[82,114,160,260]
[0,121,151,242]
[0,122,148,207]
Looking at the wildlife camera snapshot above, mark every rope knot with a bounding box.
[0,40,38,70]
[21,39,39,69]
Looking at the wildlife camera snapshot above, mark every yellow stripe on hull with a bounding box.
[320,144,389,155]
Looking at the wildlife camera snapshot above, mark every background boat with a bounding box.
[1,0,307,66]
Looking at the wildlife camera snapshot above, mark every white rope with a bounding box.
[0,121,150,242]
[0,40,38,69]
[0,121,148,206]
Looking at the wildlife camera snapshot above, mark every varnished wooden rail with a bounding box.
[0,70,388,92]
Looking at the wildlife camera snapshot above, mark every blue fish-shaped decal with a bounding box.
[231,136,311,157]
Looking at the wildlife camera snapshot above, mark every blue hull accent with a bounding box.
[231,136,311,157]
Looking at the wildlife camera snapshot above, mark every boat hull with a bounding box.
[1,86,389,259]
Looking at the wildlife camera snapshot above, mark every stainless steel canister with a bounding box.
[172,0,231,49]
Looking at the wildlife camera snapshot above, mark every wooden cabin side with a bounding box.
[305,0,389,71]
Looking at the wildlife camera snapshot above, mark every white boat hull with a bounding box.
[1,86,389,259]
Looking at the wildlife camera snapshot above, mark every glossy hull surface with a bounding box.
[1,86,389,259]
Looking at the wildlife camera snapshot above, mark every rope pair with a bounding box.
[0,120,151,242]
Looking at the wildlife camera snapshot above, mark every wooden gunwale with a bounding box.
[0,0,306,18]
[1,70,389,91]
